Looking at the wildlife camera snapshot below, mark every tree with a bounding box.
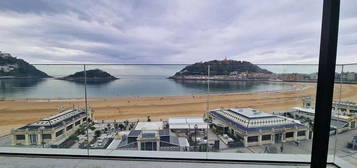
[94,130,101,138]
[118,123,125,130]
[124,120,129,126]
[90,126,96,131]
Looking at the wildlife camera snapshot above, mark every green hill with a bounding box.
[172,60,272,77]
[0,52,50,78]
[61,69,118,82]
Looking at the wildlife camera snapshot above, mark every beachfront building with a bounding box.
[303,96,357,115]
[288,107,356,133]
[11,107,90,147]
[168,117,208,134]
[332,101,357,115]
[118,122,189,151]
[299,97,357,132]
[208,108,308,147]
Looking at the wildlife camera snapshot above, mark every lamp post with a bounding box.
[39,126,45,148]
[194,124,198,151]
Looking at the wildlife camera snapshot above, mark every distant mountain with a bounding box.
[0,51,50,78]
[171,60,272,78]
[60,69,118,82]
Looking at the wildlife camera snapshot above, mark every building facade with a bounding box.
[289,107,356,132]
[11,107,90,147]
[118,129,186,151]
[300,97,357,131]
[303,96,357,115]
[208,108,308,147]
[168,117,208,134]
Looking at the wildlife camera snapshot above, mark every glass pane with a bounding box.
[1,64,88,153]
[82,64,210,156]
[206,63,318,159]
[330,64,357,165]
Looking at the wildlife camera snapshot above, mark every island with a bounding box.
[60,69,118,83]
[169,60,274,81]
[0,51,50,78]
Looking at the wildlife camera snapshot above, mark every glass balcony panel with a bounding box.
[329,64,357,166]
[0,64,88,154]
[82,64,209,156]
[0,63,354,167]
[206,63,319,161]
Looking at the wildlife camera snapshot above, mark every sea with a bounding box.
[0,76,293,99]
[0,64,301,99]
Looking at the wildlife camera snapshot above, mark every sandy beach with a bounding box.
[1,82,357,135]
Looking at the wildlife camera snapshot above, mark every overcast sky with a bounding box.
[0,0,356,64]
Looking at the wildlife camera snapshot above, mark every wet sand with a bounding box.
[1,82,357,135]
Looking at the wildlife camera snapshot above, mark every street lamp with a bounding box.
[39,126,45,148]
[194,124,198,151]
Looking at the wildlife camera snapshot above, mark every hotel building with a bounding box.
[208,108,308,147]
[11,107,90,147]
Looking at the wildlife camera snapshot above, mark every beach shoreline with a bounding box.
[1,82,357,136]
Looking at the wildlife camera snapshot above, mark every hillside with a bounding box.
[0,51,50,78]
[61,69,118,82]
[171,60,272,78]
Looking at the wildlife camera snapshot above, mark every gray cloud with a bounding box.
[0,0,356,64]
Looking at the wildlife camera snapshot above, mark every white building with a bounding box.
[289,107,355,133]
[11,107,90,147]
[208,108,308,147]
[168,117,208,134]
[118,122,188,151]
[134,122,163,131]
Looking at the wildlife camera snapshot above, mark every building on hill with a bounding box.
[0,51,11,58]
[208,108,308,147]
[11,107,92,147]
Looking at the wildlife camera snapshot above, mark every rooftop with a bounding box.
[209,108,304,132]
[168,117,208,129]
[128,130,141,137]
[225,108,275,119]
[169,117,204,124]
[293,107,315,114]
[333,101,357,108]
[134,122,163,131]
[17,108,86,130]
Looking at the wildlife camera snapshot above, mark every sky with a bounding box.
[0,0,356,64]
